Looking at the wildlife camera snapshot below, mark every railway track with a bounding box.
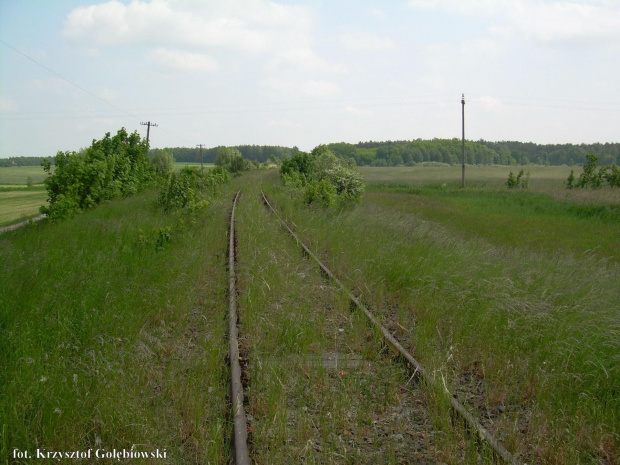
[227,190,250,465]
[225,187,520,464]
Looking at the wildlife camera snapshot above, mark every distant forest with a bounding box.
[328,139,620,167]
[1,156,53,167]
[158,140,620,167]
[153,145,300,164]
[4,140,620,167]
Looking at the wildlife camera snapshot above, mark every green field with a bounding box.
[0,186,47,227]
[360,164,573,186]
[359,166,620,262]
[2,166,618,464]
[0,165,50,185]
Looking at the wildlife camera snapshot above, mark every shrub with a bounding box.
[603,165,620,188]
[304,179,337,207]
[151,148,174,177]
[506,169,530,189]
[569,153,619,189]
[158,166,230,212]
[215,147,256,173]
[575,154,601,188]
[280,145,365,207]
[41,128,154,220]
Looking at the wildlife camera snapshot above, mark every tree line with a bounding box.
[6,139,620,168]
[1,156,54,167]
[329,140,620,167]
[150,145,299,164]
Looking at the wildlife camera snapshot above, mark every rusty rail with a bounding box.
[260,189,520,465]
[228,190,250,465]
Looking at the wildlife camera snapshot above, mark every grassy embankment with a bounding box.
[1,186,235,463]
[0,166,50,227]
[263,166,619,464]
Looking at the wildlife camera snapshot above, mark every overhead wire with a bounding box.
[1,39,617,122]
[0,39,137,119]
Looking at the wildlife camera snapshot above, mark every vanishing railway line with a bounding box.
[228,190,250,465]
[226,188,520,464]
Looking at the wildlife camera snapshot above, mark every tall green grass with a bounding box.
[234,173,474,464]
[1,188,233,463]
[366,187,620,262]
[263,168,620,464]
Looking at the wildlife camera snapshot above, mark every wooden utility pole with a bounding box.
[461,94,466,188]
[197,144,205,172]
[140,121,158,146]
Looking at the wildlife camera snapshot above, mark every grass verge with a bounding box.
[1,187,233,463]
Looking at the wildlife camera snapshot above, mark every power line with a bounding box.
[196,144,205,172]
[461,94,466,188]
[0,39,135,118]
[140,121,158,146]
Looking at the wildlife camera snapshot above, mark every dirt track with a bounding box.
[0,214,45,234]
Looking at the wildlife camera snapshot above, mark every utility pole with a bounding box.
[461,94,466,188]
[140,121,158,146]
[197,144,205,172]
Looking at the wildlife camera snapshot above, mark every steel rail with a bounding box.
[260,189,520,465]
[228,190,251,465]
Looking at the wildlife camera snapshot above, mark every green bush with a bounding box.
[158,166,230,212]
[568,153,620,189]
[150,148,174,177]
[506,169,530,189]
[304,179,337,207]
[602,165,620,188]
[41,128,153,220]
[215,147,257,173]
[280,145,365,207]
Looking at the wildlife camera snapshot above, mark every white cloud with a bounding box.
[63,0,325,63]
[268,119,302,128]
[261,78,340,98]
[407,0,620,47]
[344,105,375,118]
[407,0,503,16]
[416,76,446,90]
[460,37,502,61]
[147,48,219,72]
[370,8,387,20]
[260,78,295,94]
[28,78,71,92]
[0,98,18,111]
[301,80,340,98]
[340,31,396,52]
[511,2,620,46]
[268,47,346,73]
[97,88,121,101]
[472,95,504,111]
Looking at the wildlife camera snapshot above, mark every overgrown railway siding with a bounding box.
[227,190,251,465]
[232,182,443,464]
[260,189,521,465]
[257,166,620,464]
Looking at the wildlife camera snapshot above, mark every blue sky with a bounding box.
[1,0,619,158]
